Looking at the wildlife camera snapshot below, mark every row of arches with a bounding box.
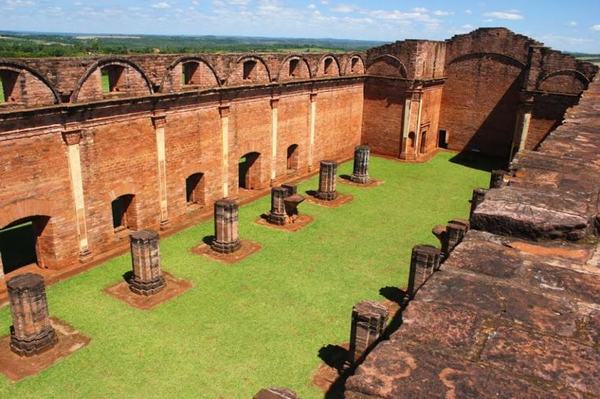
[0,53,366,107]
[0,144,301,277]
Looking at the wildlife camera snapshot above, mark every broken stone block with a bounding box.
[349,301,388,364]
[211,198,242,254]
[7,273,57,356]
[128,230,166,296]
[407,244,441,298]
[253,387,299,399]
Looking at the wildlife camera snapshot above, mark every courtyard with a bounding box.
[0,153,490,398]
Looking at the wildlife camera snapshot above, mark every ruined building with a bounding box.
[0,28,596,286]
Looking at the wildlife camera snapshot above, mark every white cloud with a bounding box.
[567,21,577,27]
[2,0,34,8]
[151,2,171,9]
[433,10,453,16]
[592,24,600,31]
[331,4,356,13]
[483,10,524,20]
[307,3,316,9]
[465,9,472,15]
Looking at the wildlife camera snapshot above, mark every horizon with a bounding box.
[1,0,599,53]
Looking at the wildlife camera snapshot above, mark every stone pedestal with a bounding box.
[348,301,388,364]
[128,230,166,296]
[7,273,57,357]
[407,245,441,299]
[316,160,338,200]
[253,388,299,399]
[351,145,370,184]
[490,170,507,188]
[470,188,487,219]
[445,221,469,257]
[267,187,288,225]
[281,184,297,196]
[211,198,241,254]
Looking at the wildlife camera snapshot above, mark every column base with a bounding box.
[10,327,58,357]
[159,219,170,231]
[128,276,166,296]
[267,212,287,225]
[351,174,369,184]
[211,239,242,254]
[78,248,93,263]
[316,191,338,201]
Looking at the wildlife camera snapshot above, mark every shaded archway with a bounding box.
[186,172,206,206]
[420,131,427,154]
[0,215,51,275]
[287,144,299,172]
[111,194,137,232]
[238,152,261,190]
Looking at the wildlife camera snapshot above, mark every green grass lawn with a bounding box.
[0,153,490,399]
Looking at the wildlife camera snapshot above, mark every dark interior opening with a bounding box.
[438,130,448,149]
[287,144,299,171]
[186,173,205,205]
[239,152,260,189]
[112,194,134,230]
[0,217,44,274]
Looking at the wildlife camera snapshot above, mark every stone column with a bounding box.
[270,98,279,183]
[253,388,299,399]
[0,251,4,279]
[490,170,506,189]
[219,105,230,197]
[128,230,166,296]
[510,93,534,158]
[316,160,337,200]
[268,187,288,225]
[407,245,441,299]
[444,221,469,257]
[400,87,423,160]
[152,113,169,230]
[7,273,57,356]
[282,184,297,196]
[348,301,388,364]
[62,129,91,261]
[351,145,370,184]
[308,91,317,171]
[211,198,241,254]
[469,188,487,219]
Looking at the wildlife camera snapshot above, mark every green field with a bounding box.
[0,153,490,398]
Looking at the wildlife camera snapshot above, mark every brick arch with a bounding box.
[316,53,342,77]
[344,54,366,75]
[160,56,221,92]
[226,55,272,85]
[0,61,61,104]
[367,55,408,78]
[0,199,55,229]
[537,69,590,92]
[107,182,138,201]
[277,54,312,81]
[71,57,153,102]
[448,52,526,70]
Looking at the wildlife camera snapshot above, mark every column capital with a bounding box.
[61,129,82,146]
[151,112,167,129]
[519,92,535,112]
[270,97,279,109]
[219,104,231,117]
[310,92,318,102]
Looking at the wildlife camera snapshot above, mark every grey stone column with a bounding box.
[7,273,57,356]
[316,160,337,200]
[211,198,242,254]
[268,187,288,225]
[129,230,166,296]
[469,188,487,219]
[351,145,370,184]
[348,301,388,364]
[407,244,441,299]
[444,220,469,257]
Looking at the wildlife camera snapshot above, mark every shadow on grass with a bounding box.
[201,235,215,246]
[449,151,508,172]
[318,344,348,372]
[122,270,133,283]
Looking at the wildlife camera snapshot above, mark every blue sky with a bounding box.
[2,0,600,52]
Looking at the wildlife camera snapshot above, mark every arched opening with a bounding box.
[408,132,416,150]
[0,69,19,103]
[350,57,359,73]
[238,152,261,190]
[101,65,125,94]
[324,58,334,75]
[0,216,50,276]
[420,131,427,154]
[186,173,205,206]
[243,60,257,81]
[287,144,299,172]
[111,194,136,232]
[289,59,299,77]
[438,130,448,149]
[182,62,200,86]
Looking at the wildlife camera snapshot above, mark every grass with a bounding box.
[0,153,490,398]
